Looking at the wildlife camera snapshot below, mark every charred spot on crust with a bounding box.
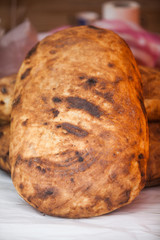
[36,165,46,173]
[52,97,62,103]
[105,197,112,210]
[138,153,144,159]
[66,96,102,118]
[70,178,74,182]
[25,42,39,60]
[0,132,4,138]
[15,155,22,167]
[43,122,48,125]
[22,119,28,126]
[50,108,59,118]
[103,92,114,103]
[79,75,85,80]
[86,78,97,87]
[34,185,57,199]
[108,63,114,68]
[19,183,24,189]
[78,156,84,162]
[60,122,88,137]
[115,76,123,83]
[119,189,131,205]
[56,124,61,128]
[12,95,21,108]
[45,189,54,195]
[0,100,5,105]
[21,68,32,80]
[1,87,8,94]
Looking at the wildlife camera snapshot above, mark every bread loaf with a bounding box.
[0,124,10,173]
[0,74,16,123]
[139,65,160,121]
[10,26,149,218]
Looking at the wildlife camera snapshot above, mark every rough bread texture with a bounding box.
[0,74,16,123]
[139,65,160,121]
[0,124,10,173]
[10,26,149,218]
[146,122,160,187]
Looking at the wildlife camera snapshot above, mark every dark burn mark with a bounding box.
[45,189,54,195]
[115,76,123,83]
[1,87,8,94]
[138,153,144,159]
[78,156,84,162]
[22,119,28,126]
[70,178,74,182]
[19,183,24,189]
[119,189,131,205]
[79,75,85,80]
[34,185,57,199]
[95,90,114,103]
[15,155,22,167]
[108,63,114,68]
[52,97,62,103]
[21,68,32,80]
[60,122,88,137]
[0,132,4,138]
[50,108,59,118]
[66,96,101,118]
[104,92,114,103]
[25,42,39,60]
[86,78,97,87]
[56,124,61,128]
[43,122,48,125]
[0,100,5,105]
[12,95,21,108]
[36,165,46,173]
[105,197,112,210]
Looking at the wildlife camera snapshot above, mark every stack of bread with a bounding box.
[0,26,159,218]
[139,66,160,187]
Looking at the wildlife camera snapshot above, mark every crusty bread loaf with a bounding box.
[139,65,160,121]
[10,26,148,218]
[0,124,10,173]
[0,74,16,123]
[146,122,160,187]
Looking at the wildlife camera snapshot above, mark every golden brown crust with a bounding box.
[10,26,149,218]
[139,65,160,121]
[0,124,10,173]
[146,122,160,187]
[0,74,16,123]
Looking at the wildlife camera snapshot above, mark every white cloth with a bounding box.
[0,169,160,240]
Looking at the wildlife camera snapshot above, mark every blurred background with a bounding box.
[0,0,160,33]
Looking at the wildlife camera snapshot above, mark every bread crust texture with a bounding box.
[10,26,149,218]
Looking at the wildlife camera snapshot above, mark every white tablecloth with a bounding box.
[0,169,160,240]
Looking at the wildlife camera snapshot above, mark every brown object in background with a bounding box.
[0,124,10,173]
[10,26,148,218]
[0,0,160,33]
[139,65,160,121]
[0,73,16,123]
[146,122,160,187]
